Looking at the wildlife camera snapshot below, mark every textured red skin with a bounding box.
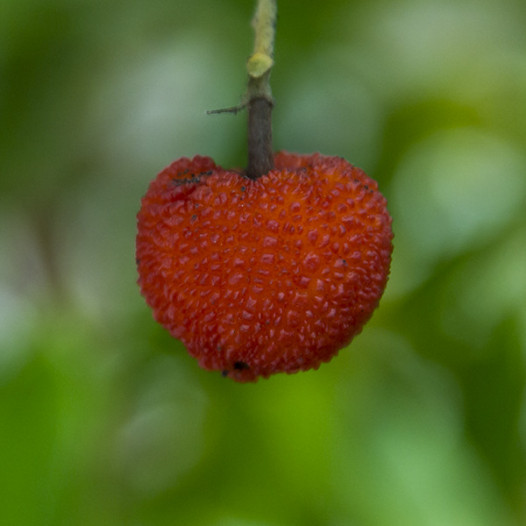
[136,152,393,382]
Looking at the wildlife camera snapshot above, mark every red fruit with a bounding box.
[136,152,393,382]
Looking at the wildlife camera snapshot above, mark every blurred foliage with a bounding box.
[1,0,526,525]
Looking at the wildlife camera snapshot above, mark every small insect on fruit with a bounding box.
[136,152,393,382]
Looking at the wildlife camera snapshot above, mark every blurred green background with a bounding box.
[1,0,526,524]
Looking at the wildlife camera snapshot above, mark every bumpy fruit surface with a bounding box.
[136,152,393,381]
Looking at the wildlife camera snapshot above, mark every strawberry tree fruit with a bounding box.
[136,152,393,382]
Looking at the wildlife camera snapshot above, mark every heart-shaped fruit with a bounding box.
[136,152,393,381]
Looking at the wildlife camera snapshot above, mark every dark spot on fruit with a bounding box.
[191,214,197,222]
[234,361,250,371]
[241,186,246,192]
[199,170,213,176]
[173,175,201,186]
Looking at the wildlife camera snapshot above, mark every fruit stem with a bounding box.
[246,0,276,180]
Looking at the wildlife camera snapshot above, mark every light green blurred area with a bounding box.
[1,0,525,524]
